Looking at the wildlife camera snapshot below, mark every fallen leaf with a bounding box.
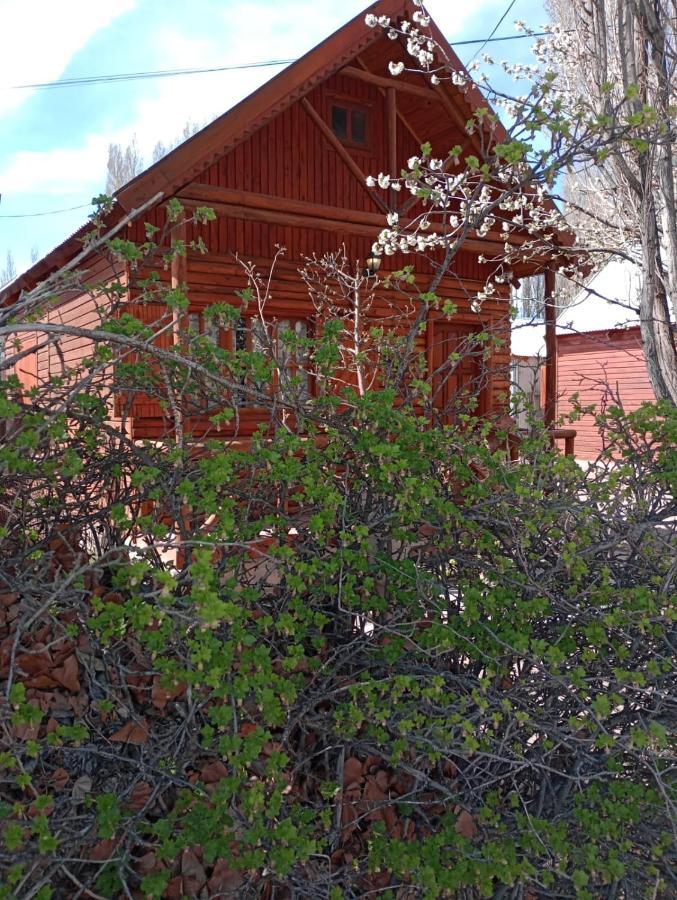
[164,876,184,900]
[343,756,363,785]
[51,655,80,692]
[72,775,93,802]
[455,809,478,839]
[89,838,118,861]
[16,651,53,676]
[128,781,153,810]
[200,760,228,784]
[109,718,149,745]
[51,767,69,790]
[181,849,207,894]
[151,677,186,709]
[208,859,244,894]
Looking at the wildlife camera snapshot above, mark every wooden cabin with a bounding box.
[1,0,552,441]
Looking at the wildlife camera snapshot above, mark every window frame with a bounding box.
[328,96,372,151]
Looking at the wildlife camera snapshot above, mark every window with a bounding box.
[182,310,313,414]
[331,103,369,147]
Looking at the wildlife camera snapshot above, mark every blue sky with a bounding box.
[0,0,549,275]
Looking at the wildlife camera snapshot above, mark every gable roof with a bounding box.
[0,0,518,304]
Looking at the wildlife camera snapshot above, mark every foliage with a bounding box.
[0,207,675,899]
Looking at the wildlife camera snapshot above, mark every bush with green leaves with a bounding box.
[0,220,675,899]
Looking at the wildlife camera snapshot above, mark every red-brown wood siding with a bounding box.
[557,328,655,460]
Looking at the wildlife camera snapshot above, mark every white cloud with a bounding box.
[0,0,137,118]
[0,133,110,196]
[115,0,489,160]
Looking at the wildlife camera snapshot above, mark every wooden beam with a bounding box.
[355,55,425,149]
[179,183,385,229]
[341,65,439,102]
[300,97,388,214]
[543,267,557,428]
[178,189,517,257]
[178,183,533,256]
[387,87,398,208]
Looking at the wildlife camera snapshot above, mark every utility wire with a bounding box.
[0,203,91,219]
[0,24,555,220]
[465,0,520,66]
[5,31,549,93]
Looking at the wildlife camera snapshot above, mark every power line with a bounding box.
[0,203,92,219]
[465,0,520,66]
[5,31,550,93]
[0,23,556,222]
[8,59,296,92]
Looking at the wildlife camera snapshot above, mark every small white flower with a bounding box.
[389,61,405,76]
[386,211,399,227]
[430,74,440,85]
[377,173,391,189]
[391,181,402,191]
[365,175,376,187]
[365,13,377,27]
[378,15,390,26]
[407,156,419,169]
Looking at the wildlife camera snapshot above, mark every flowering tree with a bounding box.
[364,1,676,402]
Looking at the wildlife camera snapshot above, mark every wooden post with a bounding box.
[170,220,188,345]
[387,87,397,209]
[543,267,557,429]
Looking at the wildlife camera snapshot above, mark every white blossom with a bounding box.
[386,211,399,227]
[377,173,391,189]
[365,175,376,187]
[365,13,377,27]
[389,61,405,77]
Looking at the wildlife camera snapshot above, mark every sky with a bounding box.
[0,0,549,276]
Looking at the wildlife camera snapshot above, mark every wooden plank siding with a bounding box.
[118,57,513,440]
[557,328,655,460]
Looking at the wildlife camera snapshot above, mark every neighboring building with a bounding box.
[510,318,545,431]
[510,259,657,460]
[2,0,555,441]
[556,259,655,460]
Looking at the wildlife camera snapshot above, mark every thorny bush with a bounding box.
[0,213,675,899]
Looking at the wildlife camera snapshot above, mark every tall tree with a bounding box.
[0,250,16,287]
[105,134,144,194]
[546,0,677,401]
[106,121,204,194]
[151,119,202,164]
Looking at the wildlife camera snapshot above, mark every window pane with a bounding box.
[351,108,367,144]
[204,318,220,345]
[332,105,348,139]
[235,317,248,352]
[188,313,200,334]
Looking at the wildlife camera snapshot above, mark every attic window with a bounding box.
[331,103,369,147]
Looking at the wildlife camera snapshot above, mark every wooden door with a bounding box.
[431,323,488,423]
